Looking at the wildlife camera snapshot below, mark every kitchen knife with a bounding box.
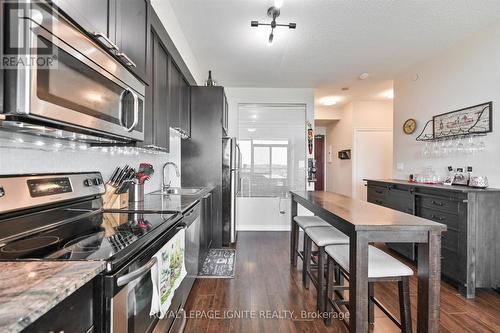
[108,167,120,185]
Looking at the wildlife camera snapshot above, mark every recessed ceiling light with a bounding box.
[247,128,257,132]
[320,96,339,106]
[252,115,258,119]
[359,72,370,80]
[384,90,394,99]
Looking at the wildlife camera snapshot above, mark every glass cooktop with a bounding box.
[0,210,178,262]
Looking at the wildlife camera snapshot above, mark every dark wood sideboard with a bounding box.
[366,179,500,298]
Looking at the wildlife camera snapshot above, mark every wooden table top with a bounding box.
[291,191,447,232]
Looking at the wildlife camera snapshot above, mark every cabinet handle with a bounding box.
[375,190,383,194]
[431,200,444,206]
[92,32,119,51]
[117,52,137,67]
[431,214,444,221]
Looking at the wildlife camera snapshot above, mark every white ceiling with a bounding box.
[168,0,500,105]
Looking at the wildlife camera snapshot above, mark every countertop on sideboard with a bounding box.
[0,261,105,333]
[365,179,500,192]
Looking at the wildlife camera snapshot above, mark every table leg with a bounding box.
[349,231,369,333]
[290,198,298,263]
[417,231,442,333]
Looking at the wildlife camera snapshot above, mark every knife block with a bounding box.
[102,185,129,209]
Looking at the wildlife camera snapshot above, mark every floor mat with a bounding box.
[198,248,235,278]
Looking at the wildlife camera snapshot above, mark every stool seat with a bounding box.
[293,216,331,229]
[305,226,349,246]
[325,244,413,278]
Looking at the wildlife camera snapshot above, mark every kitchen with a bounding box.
[0,1,499,333]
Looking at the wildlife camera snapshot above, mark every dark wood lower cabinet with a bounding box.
[366,179,500,298]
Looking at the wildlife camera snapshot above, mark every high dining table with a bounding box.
[290,191,447,333]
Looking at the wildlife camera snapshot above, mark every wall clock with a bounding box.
[403,118,417,134]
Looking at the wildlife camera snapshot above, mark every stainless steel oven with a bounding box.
[2,2,145,142]
[106,204,201,333]
[106,219,186,333]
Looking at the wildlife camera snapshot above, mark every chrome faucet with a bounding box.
[162,162,180,190]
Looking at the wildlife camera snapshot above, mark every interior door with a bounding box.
[353,129,393,200]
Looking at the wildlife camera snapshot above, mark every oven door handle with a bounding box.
[116,256,157,287]
[118,88,139,132]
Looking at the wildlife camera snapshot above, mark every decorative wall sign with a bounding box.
[433,102,492,138]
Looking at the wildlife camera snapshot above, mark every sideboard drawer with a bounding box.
[418,207,460,231]
[367,186,388,199]
[420,196,459,214]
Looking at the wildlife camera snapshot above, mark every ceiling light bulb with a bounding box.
[268,33,274,45]
[274,0,284,9]
[320,97,338,106]
[247,128,256,132]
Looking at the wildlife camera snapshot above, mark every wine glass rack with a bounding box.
[415,102,492,142]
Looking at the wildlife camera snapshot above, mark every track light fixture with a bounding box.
[251,5,296,45]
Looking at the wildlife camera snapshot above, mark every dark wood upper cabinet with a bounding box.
[168,62,191,138]
[152,32,169,150]
[115,0,149,82]
[180,77,191,137]
[53,0,149,83]
[52,0,110,37]
[168,60,181,131]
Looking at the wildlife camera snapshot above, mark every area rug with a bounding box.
[198,248,236,278]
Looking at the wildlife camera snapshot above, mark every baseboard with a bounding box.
[237,225,291,231]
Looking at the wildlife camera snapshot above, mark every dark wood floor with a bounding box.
[183,232,500,333]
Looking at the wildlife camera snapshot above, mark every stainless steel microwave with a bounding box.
[1,2,145,142]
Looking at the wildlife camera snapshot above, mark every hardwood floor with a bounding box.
[183,232,500,333]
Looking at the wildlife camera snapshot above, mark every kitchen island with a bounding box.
[291,190,446,333]
[0,261,105,333]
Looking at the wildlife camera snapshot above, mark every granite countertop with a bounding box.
[365,179,500,192]
[0,261,105,333]
[108,186,214,214]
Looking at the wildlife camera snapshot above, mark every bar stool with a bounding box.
[303,226,349,313]
[290,216,331,267]
[325,244,413,333]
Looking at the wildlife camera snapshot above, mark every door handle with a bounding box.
[431,200,444,206]
[116,257,157,287]
[92,32,119,51]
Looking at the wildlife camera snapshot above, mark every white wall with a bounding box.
[393,22,500,187]
[325,101,393,196]
[0,130,182,194]
[152,0,204,85]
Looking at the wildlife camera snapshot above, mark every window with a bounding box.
[238,104,306,197]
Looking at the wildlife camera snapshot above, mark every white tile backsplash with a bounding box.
[0,129,181,194]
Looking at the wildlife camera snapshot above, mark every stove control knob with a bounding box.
[92,178,99,186]
[83,179,92,187]
[0,186,4,198]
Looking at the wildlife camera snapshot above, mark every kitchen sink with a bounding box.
[150,187,204,196]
